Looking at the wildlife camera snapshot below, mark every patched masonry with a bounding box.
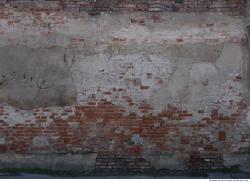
[0,0,249,174]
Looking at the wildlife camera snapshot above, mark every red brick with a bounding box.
[218,131,226,141]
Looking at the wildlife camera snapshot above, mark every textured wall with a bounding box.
[0,0,246,15]
[0,1,249,174]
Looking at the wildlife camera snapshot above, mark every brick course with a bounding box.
[0,0,246,15]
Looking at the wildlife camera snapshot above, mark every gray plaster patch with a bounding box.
[164,43,224,61]
[190,63,219,83]
[215,44,243,77]
[131,134,143,145]
[0,106,35,126]
[144,153,187,170]
[0,153,97,172]
[223,154,250,173]
[149,59,191,112]
[246,110,250,126]
[0,133,5,145]
[0,45,77,109]
[33,136,49,147]
[52,154,97,171]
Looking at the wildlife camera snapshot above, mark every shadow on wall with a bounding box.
[0,45,77,110]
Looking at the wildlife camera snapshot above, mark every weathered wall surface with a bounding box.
[0,1,250,174]
[0,0,246,14]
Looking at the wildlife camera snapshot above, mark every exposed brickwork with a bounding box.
[0,0,246,15]
[95,154,151,172]
[218,131,227,141]
[0,99,249,171]
[0,2,249,174]
[188,154,224,170]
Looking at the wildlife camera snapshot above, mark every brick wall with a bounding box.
[0,1,249,174]
[0,100,248,172]
[0,0,246,15]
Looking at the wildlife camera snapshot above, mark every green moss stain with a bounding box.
[208,166,241,173]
